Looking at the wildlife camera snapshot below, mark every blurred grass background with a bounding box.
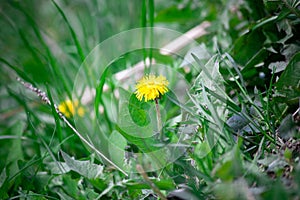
[0,0,300,199]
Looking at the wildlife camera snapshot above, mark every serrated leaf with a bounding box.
[268,61,287,73]
[47,162,70,175]
[61,151,103,179]
[180,44,211,67]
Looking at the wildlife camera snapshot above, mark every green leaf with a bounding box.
[231,29,266,66]
[108,130,127,169]
[275,52,300,104]
[3,121,25,179]
[213,179,251,200]
[241,48,268,77]
[245,0,266,20]
[252,16,278,30]
[47,161,70,175]
[125,178,175,190]
[118,88,154,139]
[262,180,288,200]
[115,125,160,153]
[277,114,299,139]
[0,168,7,188]
[61,151,103,179]
[155,5,197,23]
[128,94,151,126]
[276,52,300,89]
[213,145,243,181]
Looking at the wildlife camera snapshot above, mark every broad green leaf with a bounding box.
[2,121,25,183]
[262,180,288,200]
[61,151,103,179]
[56,175,92,200]
[155,5,197,23]
[20,191,48,200]
[276,52,300,89]
[108,130,127,169]
[117,88,186,171]
[241,48,268,77]
[0,168,7,188]
[213,179,251,200]
[245,0,266,20]
[125,178,175,190]
[231,29,266,66]
[128,94,151,126]
[115,125,160,153]
[277,114,299,139]
[275,52,300,104]
[213,145,243,181]
[252,16,278,30]
[47,162,70,175]
[118,87,154,138]
[194,141,211,158]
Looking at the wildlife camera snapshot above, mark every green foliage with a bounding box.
[0,0,299,199]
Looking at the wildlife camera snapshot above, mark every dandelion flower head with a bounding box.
[58,100,85,118]
[135,74,169,102]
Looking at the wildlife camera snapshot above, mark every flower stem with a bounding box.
[155,98,162,140]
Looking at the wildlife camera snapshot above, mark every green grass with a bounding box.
[0,0,300,199]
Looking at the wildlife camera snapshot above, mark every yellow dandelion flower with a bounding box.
[58,100,85,118]
[135,74,169,102]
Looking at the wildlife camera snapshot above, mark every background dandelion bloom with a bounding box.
[135,74,169,102]
[58,100,85,118]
